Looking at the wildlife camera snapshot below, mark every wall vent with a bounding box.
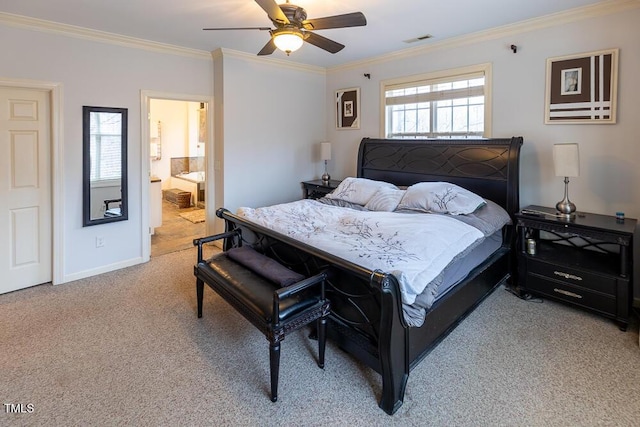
[404,34,433,43]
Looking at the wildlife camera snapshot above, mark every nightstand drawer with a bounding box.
[526,273,617,315]
[306,184,326,192]
[301,179,341,200]
[527,258,616,296]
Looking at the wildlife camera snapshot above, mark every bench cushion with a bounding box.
[226,246,304,286]
[197,254,318,322]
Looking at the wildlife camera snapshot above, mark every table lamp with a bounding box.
[320,142,331,182]
[553,143,580,218]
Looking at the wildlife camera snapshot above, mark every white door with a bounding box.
[0,87,52,294]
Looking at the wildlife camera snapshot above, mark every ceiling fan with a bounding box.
[203,0,367,56]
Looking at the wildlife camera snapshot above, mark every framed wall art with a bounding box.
[198,103,207,143]
[336,87,360,129]
[545,48,618,124]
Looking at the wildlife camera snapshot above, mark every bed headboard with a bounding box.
[357,137,523,215]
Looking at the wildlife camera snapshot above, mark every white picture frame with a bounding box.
[545,48,618,124]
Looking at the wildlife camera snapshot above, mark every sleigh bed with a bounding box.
[212,136,522,414]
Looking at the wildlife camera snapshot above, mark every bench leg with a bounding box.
[269,341,281,402]
[317,317,327,369]
[196,278,204,318]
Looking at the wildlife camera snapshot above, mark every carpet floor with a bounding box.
[1,247,639,426]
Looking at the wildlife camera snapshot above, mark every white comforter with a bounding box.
[237,199,484,306]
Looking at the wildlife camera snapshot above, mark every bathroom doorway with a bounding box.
[143,94,211,258]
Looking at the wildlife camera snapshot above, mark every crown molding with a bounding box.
[0,11,327,71]
[0,11,211,60]
[2,0,638,71]
[212,48,326,75]
[328,0,640,73]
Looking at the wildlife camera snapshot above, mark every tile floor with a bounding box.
[151,200,206,257]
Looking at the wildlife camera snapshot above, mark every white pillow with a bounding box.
[325,177,398,206]
[397,182,486,215]
[364,188,405,212]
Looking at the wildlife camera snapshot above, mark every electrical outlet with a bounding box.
[96,236,105,248]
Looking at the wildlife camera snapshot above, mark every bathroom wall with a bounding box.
[169,157,205,177]
[149,99,203,190]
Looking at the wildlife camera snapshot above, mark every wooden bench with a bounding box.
[193,230,330,402]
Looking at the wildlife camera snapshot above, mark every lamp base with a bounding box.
[321,172,331,183]
[556,177,576,218]
[555,199,576,218]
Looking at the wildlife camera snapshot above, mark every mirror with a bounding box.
[83,106,128,226]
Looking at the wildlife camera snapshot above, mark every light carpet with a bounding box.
[1,247,639,426]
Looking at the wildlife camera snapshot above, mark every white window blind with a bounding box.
[383,65,490,139]
[90,112,122,181]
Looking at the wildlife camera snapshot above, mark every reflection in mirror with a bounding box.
[83,106,128,226]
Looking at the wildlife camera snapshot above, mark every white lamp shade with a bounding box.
[320,142,332,161]
[553,143,580,177]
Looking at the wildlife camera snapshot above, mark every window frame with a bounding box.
[379,63,492,139]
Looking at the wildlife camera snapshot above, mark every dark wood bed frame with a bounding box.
[214,136,523,414]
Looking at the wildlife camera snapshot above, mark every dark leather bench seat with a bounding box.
[193,231,329,402]
[197,254,323,325]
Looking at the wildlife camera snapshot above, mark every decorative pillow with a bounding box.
[397,182,486,215]
[364,188,405,212]
[325,177,397,206]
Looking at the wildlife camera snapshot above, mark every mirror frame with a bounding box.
[82,106,128,226]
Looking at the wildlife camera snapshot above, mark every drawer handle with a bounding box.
[553,271,582,281]
[554,288,583,299]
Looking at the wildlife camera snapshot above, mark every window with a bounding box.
[89,112,122,182]
[382,64,491,139]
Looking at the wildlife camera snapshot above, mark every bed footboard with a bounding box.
[216,208,409,414]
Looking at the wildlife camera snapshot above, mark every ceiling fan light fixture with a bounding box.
[273,29,304,55]
[204,0,366,57]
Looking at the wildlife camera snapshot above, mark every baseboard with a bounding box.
[61,256,145,284]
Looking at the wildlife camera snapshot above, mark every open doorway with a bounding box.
[142,94,211,259]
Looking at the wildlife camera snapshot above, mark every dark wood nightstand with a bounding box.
[301,179,341,200]
[515,205,636,330]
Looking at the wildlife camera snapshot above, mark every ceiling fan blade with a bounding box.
[254,0,289,25]
[302,12,366,30]
[304,32,345,54]
[203,27,271,31]
[257,38,277,56]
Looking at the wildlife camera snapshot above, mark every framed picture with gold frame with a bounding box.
[336,87,360,129]
[545,48,618,124]
[198,103,207,143]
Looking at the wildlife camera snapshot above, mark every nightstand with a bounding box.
[515,205,636,331]
[301,179,341,200]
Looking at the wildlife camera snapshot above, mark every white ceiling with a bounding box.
[0,0,610,68]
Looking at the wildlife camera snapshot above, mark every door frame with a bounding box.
[140,90,214,261]
[0,77,64,285]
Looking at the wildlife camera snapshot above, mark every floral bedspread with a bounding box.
[237,199,484,306]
